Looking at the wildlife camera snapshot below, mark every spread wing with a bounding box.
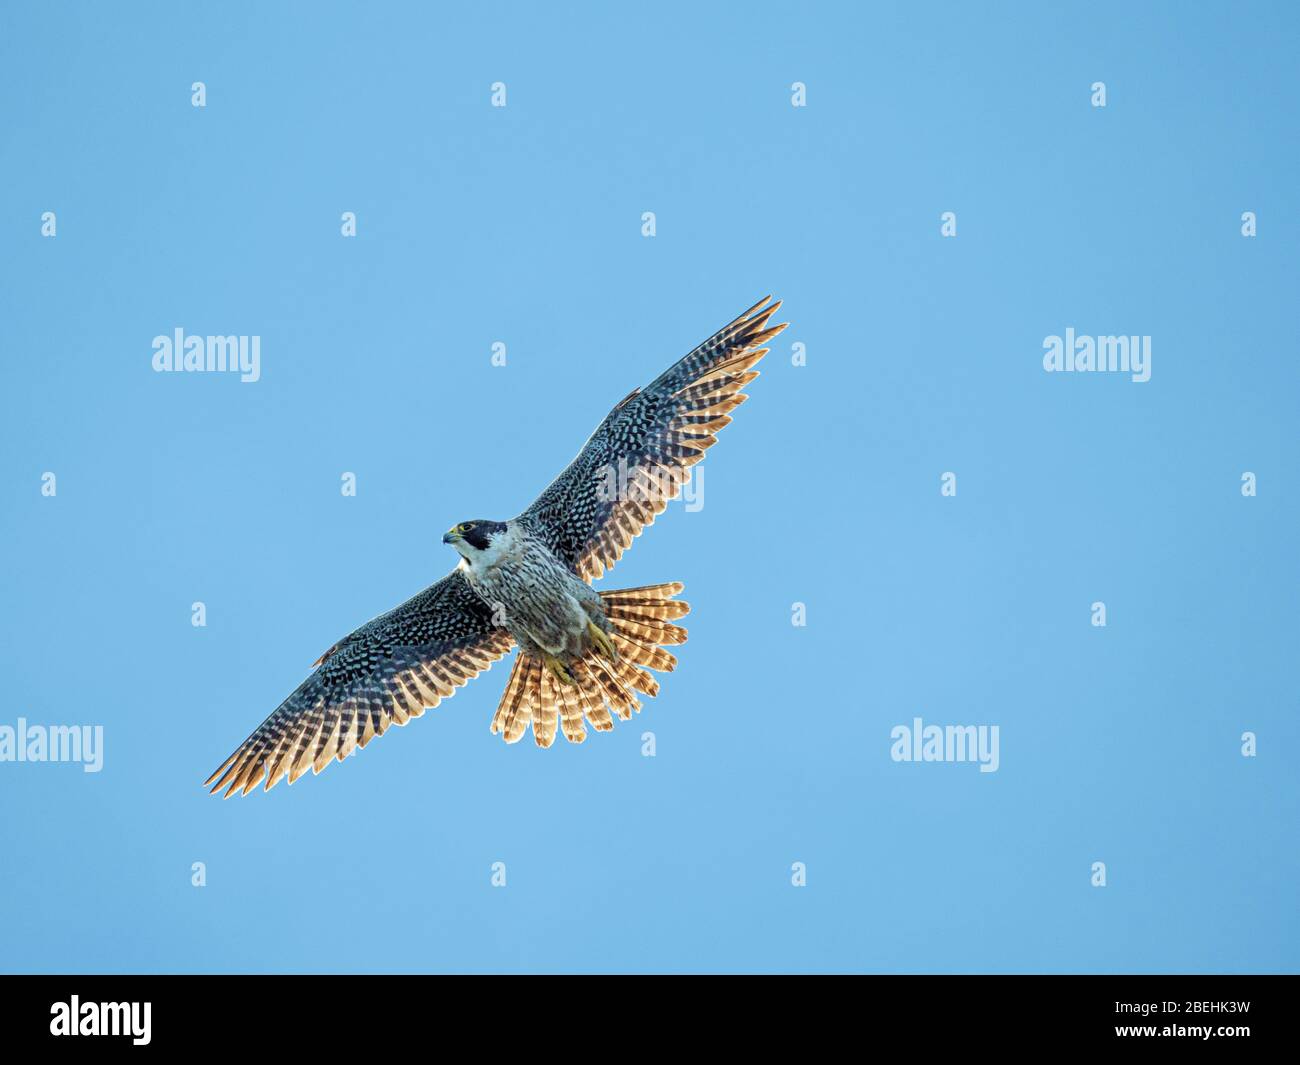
[204,571,512,797]
[520,296,786,581]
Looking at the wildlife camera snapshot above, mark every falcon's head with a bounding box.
[443,519,512,568]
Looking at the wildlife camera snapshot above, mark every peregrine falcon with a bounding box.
[205,297,786,796]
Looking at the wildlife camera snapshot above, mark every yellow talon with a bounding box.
[587,620,618,662]
[544,654,575,686]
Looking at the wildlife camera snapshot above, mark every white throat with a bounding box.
[458,522,521,576]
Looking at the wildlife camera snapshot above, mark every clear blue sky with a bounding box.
[1,1,1296,973]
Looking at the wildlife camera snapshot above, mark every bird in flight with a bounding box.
[205,297,786,796]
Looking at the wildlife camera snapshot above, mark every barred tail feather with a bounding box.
[489,583,689,747]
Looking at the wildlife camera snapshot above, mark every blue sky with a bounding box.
[0,1,1296,973]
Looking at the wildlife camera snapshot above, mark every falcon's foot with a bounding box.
[544,653,576,686]
[587,620,618,663]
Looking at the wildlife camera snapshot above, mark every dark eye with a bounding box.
[461,522,476,532]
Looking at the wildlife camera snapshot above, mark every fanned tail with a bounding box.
[490,583,690,747]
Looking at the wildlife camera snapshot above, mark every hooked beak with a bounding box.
[442,527,463,545]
